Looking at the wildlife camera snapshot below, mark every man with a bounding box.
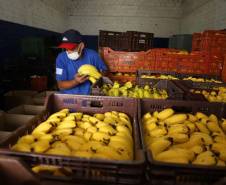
[56,29,108,94]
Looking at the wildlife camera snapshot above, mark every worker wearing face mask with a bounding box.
[56,29,108,94]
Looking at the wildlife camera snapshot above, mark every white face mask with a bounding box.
[67,44,82,60]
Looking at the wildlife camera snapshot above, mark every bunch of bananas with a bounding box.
[167,51,189,55]
[115,72,136,77]
[183,76,222,83]
[78,64,102,84]
[140,75,178,80]
[190,87,226,102]
[101,81,168,99]
[142,109,226,166]
[11,109,134,175]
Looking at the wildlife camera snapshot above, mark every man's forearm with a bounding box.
[57,80,78,90]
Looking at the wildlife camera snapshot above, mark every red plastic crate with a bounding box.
[155,50,224,75]
[200,30,226,56]
[191,33,202,51]
[30,76,47,91]
[102,47,155,73]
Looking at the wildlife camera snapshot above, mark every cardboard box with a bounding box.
[4,90,38,111]
[6,105,44,116]
[0,131,11,142]
[0,114,34,132]
[33,91,59,105]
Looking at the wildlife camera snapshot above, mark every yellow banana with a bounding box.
[209,143,226,153]
[144,117,159,126]
[163,158,190,164]
[86,126,99,133]
[155,109,174,120]
[32,166,57,174]
[65,139,82,151]
[61,115,76,121]
[99,125,117,135]
[220,119,226,134]
[187,114,198,123]
[94,113,105,121]
[152,111,159,118]
[119,116,132,134]
[155,148,195,162]
[51,129,73,139]
[76,121,85,129]
[144,122,160,133]
[194,121,210,134]
[216,149,226,161]
[61,135,86,145]
[216,158,226,166]
[46,118,61,123]
[92,153,111,159]
[209,114,219,124]
[89,76,97,84]
[32,122,55,134]
[11,143,31,152]
[149,126,168,137]
[59,109,70,114]
[116,132,133,144]
[192,151,217,165]
[79,141,106,152]
[92,131,111,143]
[164,114,187,126]
[174,136,204,148]
[108,140,133,160]
[73,151,93,158]
[212,135,226,145]
[189,145,205,155]
[192,132,213,145]
[148,137,173,159]
[168,133,189,143]
[206,121,225,135]
[38,134,56,142]
[72,128,85,137]
[199,117,211,124]
[17,134,38,144]
[56,121,76,130]
[118,112,130,121]
[48,112,67,119]
[116,124,131,137]
[110,135,133,150]
[167,124,189,134]
[84,131,93,142]
[50,142,71,155]
[195,112,208,120]
[95,146,124,160]
[83,121,93,130]
[30,140,51,153]
[141,112,152,123]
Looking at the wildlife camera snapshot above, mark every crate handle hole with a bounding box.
[171,106,192,113]
[90,101,103,108]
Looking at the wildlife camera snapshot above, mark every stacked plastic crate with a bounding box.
[99,30,154,85]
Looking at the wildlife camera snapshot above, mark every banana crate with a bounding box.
[178,73,226,90]
[91,77,184,100]
[0,94,145,185]
[138,99,226,185]
[136,70,179,86]
[172,80,224,102]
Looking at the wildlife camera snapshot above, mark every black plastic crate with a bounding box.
[138,99,226,185]
[0,94,145,185]
[136,70,179,86]
[90,77,113,96]
[172,80,208,101]
[91,78,184,100]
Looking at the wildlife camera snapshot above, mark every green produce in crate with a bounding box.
[101,81,168,99]
[142,108,226,166]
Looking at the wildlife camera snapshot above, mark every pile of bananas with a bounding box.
[183,76,222,83]
[167,51,189,55]
[78,64,102,84]
[190,87,226,102]
[140,75,178,80]
[11,109,134,175]
[143,109,226,166]
[115,72,136,77]
[101,81,168,99]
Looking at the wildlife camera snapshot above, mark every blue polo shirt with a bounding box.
[56,48,107,95]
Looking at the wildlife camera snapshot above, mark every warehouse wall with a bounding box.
[180,0,226,34]
[0,0,69,32]
[68,0,183,38]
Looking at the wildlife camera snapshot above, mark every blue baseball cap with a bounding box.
[58,29,82,49]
